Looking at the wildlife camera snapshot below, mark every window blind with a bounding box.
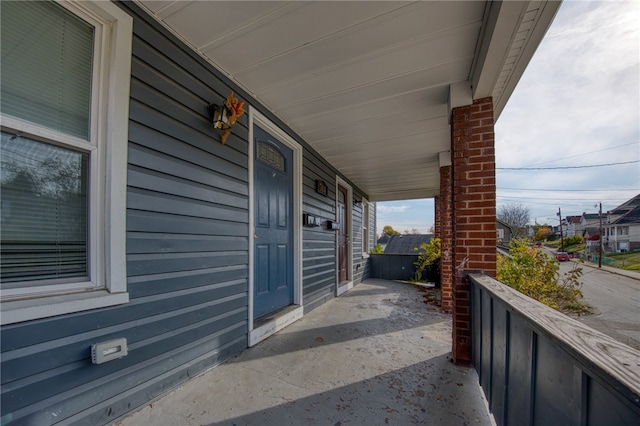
[1,133,88,285]
[1,1,94,140]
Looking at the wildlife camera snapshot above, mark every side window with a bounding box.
[0,0,132,324]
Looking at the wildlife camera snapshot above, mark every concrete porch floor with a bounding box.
[116,279,493,426]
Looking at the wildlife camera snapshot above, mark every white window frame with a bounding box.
[361,198,370,257]
[0,0,132,325]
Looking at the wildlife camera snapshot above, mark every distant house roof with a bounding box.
[377,234,391,245]
[610,205,640,225]
[496,218,513,233]
[567,215,582,224]
[609,193,640,215]
[583,227,600,238]
[383,234,433,255]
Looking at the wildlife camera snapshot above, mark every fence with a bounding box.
[469,273,640,425]
[369,254,438,282]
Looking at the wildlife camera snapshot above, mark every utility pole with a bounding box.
[557,207,564,252]
[598,202,603,268]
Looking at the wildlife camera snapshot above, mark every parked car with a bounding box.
[555,251,570,261]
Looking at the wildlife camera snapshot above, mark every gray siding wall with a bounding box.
[302,151,339,311]
[0,2,374,425]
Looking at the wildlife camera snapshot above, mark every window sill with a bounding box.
[362,253,370,259]
[1,290,129,325]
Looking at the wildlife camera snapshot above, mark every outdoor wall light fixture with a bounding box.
[353,199,363,208]
[209,91,245,144]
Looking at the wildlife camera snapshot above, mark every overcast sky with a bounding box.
[377,0,639,236]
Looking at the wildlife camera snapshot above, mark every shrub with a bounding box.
[564,234,584,246]
[370,243,384,254]
[413,237,441,284]
[497,239,590,314]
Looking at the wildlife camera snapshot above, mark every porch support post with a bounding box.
[450,96,497,365]
[438,151,453,313]
[434,196,441,238]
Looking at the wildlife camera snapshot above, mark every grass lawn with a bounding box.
[541,240,640,271]
[606,251,640,271]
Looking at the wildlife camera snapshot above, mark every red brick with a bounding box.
[449,96,496,365]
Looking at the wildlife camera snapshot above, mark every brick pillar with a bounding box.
[434,196,441,238]
[450,96,497,365]
[439,165,453,313]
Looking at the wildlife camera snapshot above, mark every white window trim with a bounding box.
[361,198,370,258]
[1,0,132,325]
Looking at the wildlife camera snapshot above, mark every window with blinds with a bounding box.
[1,133,88,285]
[0,0,131,324]
[1,1,93,289]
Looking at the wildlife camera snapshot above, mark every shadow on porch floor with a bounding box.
[116,279,492,426]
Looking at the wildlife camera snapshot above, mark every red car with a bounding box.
[555,252,570,261]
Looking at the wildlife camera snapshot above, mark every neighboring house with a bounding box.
[579,213,601,236]
[0,1,562,424]
[603,194,640,252]
[376,234,392,251]
[383,234,434,255]
[496,219,513,248]
[565,215,582,237]
[526,225,535,238]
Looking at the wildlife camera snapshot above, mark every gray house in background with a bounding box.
[603,194,640,252]
[496,219,514,248]
[384,234,434,254]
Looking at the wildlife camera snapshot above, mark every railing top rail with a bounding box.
[468,273,640,399]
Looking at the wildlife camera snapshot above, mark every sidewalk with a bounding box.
[573,258,640,281]
[115,279,492,426]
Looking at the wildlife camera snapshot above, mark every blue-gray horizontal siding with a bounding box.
[302,150,338,310]
[0,2,250,424]
[0,1,373,424]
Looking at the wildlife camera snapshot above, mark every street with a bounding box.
[559,260,640,351]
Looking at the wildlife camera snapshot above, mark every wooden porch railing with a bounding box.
[468,273,640,426]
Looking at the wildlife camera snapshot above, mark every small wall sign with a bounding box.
[315,179,328,197]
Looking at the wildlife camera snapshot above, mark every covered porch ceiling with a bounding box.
[137,1,561,202]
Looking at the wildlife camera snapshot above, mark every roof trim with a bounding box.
[472,1,562,119]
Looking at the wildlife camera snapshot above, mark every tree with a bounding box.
[498,203,530,238]
[534,226,552,241]
[370,243,384,254]
[497,239,589,314]
[413,238,441,286]
[381,225,400,236]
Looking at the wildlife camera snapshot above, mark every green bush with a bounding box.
[413,238,441,284]
[564,234,584,246]
[497,239,590,314]
[370,243,384,254]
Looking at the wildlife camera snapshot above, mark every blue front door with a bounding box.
[253,125,294,319]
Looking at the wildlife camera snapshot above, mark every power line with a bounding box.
[498,141,639,169]
[497,196,629,204]
[498,187,633,192]
[497,160,638,170]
